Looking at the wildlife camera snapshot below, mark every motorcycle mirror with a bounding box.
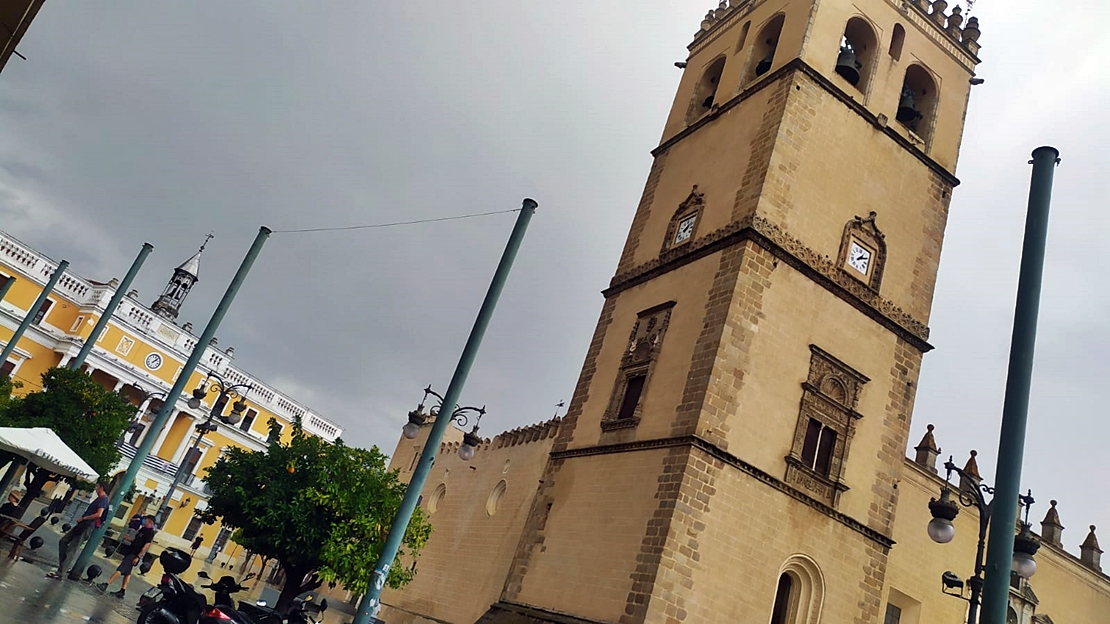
[197,571,210,579]
[319,598,328,612]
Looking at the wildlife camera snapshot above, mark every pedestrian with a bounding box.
[47,482,109,579]
[190,534,203,555]
[97,515,155,599]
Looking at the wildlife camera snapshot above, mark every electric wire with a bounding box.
[270,208,521,235]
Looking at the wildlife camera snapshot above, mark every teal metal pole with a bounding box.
[0,260,69,369]
[354,199,537,623]
[0,275,15,304]
[980,147,1059,624]
[69,243,154,370]
[67,227,271,579]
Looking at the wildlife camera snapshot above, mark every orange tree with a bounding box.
[199,417,431,613]
[0,367,132,516]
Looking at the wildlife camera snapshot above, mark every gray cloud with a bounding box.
[1,0,1106,547]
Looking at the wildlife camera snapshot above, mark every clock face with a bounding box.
[144,353,163,371]
[674,215,697,244]
[847,241,872,275]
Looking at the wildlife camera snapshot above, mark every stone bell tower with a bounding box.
[479,1,982,623]
[151,234,211,322]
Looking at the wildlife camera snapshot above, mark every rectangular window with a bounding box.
[212,393,229,416]
[69,315,86,333]
[182,515,204,541]
[815,428,837,476]
[1,360,14,377]
[617,375,646,420]
[239,408,257,432]
[31,299,53,325]
[800,418,837,477]
[883,603,902,624]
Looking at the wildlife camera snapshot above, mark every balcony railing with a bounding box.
[116,442,179,478]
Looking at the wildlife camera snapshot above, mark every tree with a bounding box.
[0,367,133,516]
[200,418,431,613]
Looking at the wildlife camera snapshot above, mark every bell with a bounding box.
[834,47,861,85]
[755,47,775,76]
[896,85,922,127]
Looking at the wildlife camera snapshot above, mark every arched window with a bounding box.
[687,56,727,122]
[897,64,938,142]
[769,556,825,624]
[735,20,751,53]
[835,17,878,93]
[770,573,794,624]
[889,23,905,61]
[748,14,785,82]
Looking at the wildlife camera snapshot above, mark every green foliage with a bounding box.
[200,417,430,609]
[0,367,133,478]
[0,374,21,413]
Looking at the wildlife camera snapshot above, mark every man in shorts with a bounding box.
[97,515,156,599]
[47,482,109,579]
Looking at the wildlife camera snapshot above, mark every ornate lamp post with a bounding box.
[119,386,168,446]
[401,385,485,461]
[927,454,1041,624]
[154,370,252,527]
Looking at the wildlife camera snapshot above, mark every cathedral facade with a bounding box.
[379,1,1108,622]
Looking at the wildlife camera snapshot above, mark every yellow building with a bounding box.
[377,1,1108,623]
[0,230,342,561]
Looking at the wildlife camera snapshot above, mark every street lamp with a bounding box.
[401,385,485,461]
[927,454,1041,624]
[154,370,253,527]
[119,386,168,445]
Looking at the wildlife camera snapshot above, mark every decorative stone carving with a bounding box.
[661,185,706,254]
[784,345,868,507]
[601,302,676,431]
[837,211,887,291]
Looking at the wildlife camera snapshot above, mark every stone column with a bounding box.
[149,411,181,458]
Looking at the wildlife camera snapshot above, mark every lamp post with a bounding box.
[154,370,252,528]
[401,385,486,461]
[927,455,1041,624]
[119,386,168,447]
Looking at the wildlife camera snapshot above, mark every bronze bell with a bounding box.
[896,85,923,127]
[834,47,861,85]
[755,42,775,76]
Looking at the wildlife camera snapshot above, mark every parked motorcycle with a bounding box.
[136,550,327,624]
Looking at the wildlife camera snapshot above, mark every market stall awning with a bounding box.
[0,427,98,481]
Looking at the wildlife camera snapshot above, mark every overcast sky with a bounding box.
[1,2,1106,553]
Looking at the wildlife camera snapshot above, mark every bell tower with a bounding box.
[479,1,983,623]
[151,234,211,322]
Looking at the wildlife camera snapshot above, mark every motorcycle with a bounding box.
[136,550,327,624]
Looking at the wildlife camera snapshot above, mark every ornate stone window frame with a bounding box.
[661,186,705,254]
[784,345,869,507]
[837,211,886,291]
[601,301,675,432]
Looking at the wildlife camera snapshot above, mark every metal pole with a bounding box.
[966,507,991,624]
[67,227,271,579]
[0,260,69,368]
[354,199,537,624]
[154,414,212,528]
[69,243,154,370]
[0,275,15,304]
[980,147,1059,624]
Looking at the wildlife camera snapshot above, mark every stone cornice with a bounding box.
[654,59,961,188]
[602,215,933,352]
[551,435,896,549]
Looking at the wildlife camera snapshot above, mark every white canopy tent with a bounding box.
[0,427,99,481]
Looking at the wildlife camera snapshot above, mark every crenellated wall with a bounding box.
[380,417,563,624]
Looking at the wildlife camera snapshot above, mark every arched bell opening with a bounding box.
[747,13,786,84]
[686,56,727,123]
[897,64,938,142]
[835,17,878,93]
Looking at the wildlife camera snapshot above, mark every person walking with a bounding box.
[190,534,203,555]
[97,515,155,599]
[47,482,109,579]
